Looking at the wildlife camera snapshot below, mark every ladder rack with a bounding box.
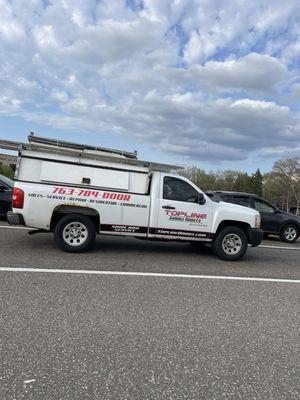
[0,135,183,172]
[0,138,24,152]
[28,134,138,159]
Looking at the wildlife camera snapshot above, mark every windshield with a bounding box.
[0,174,14,187]
[205,192,221,202]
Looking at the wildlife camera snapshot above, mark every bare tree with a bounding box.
[271,157,300,212]
[292,179,300,215]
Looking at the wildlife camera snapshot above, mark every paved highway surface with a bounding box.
[0,222,299,399]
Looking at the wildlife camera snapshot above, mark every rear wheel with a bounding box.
[280,224,299,243]
[213,226,248,261]
[54,214,96,252]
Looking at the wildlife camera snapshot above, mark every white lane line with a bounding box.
[259,244,300,250]
[0,267,299,283]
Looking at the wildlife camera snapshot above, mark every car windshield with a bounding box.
[0,174,14,188]
[206,192,221,202]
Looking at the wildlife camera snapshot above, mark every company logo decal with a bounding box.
[164,210,207,223]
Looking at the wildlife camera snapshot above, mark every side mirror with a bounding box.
[198,193,206,205]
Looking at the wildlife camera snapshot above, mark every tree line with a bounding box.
[178,157,300,214]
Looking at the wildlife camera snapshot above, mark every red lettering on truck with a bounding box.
[102,192,131,201]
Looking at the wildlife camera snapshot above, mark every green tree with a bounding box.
[0,164,14,180]
[251,169,263,196]
[233,173,252,192]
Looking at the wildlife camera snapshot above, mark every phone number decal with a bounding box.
[52,187,132,201]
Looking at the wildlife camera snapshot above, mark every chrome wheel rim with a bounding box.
[63,222,88,246]
[284,227,297,241]
[222,233,242,255]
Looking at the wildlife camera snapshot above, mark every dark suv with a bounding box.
[206,191,300,243]
[0,174,14,218]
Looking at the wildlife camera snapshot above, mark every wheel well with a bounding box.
[50,205,100,233]
[280,222,299,235]
[215,220,251,242]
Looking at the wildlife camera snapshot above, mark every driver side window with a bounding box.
[163,177,199,203]
[254,198,274,213]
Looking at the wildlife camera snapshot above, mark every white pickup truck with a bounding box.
[2,135,263,261]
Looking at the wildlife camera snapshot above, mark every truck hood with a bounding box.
[215,201,258,216]
[209,200,259,229]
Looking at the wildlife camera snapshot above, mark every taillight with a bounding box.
[12,187,24,209]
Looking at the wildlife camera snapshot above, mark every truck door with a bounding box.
[153,175,213,241]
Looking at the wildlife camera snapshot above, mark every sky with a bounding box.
[0,0,300,173]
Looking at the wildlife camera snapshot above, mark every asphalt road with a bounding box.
[0,222,299,399]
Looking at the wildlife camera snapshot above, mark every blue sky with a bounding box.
[0,0,299,173]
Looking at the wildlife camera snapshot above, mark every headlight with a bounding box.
[255,214,261,228]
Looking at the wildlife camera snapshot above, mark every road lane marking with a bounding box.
[259,244,300,250]
[23,379,36,384]
[0,267,299,283]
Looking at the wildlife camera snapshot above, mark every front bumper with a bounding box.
[249,228,263,247]
[7,211,25,226]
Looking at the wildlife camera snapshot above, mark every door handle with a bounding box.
[162,205,175,210]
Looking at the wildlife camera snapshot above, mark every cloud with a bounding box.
[0,0,299,166]
[182,0,300,64]
[3,90,297,163]
[167,53,288,94]
[281,38,300,66]
[128,93,298,160]
[62,19,163,64]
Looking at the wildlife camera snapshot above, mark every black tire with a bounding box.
[212,226,248,261]
[54,214,96,252]
[280,224,299,243]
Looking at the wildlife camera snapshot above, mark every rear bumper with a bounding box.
[7,211,25,226]
[249,228,263,247]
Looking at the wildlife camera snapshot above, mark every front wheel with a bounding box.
[213,226,248,261]
[280,224,299,243]
[54,214,96,252]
